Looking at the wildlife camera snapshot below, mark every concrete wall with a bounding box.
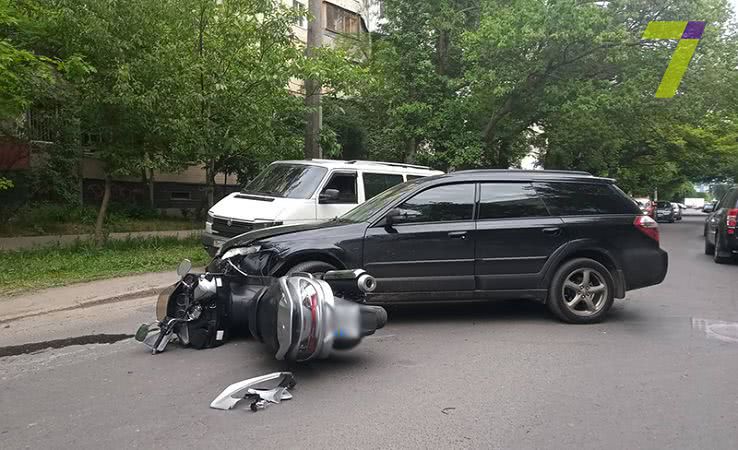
[81,158,237,186]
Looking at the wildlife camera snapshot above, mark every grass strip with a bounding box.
[0,236,210,295]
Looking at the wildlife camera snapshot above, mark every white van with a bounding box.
[202,159,443,254]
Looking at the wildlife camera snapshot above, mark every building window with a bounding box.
[325,3,361,34]
[293,0,305,27]
[171,192,191,201]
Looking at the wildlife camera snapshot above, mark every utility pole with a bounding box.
[304,0,323,159]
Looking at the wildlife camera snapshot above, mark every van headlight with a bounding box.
[205,213,214,233]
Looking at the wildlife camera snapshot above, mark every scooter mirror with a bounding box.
[176,259,192,278]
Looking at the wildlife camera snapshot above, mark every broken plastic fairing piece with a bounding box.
[209,372,296,410]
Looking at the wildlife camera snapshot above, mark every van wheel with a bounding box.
[547,258,615,324]
[286,261,336,277]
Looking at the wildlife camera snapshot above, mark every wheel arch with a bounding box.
[542,243,626,300]
[272,251,346,276]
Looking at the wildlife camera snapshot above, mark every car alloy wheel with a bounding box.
[561,268,609,317]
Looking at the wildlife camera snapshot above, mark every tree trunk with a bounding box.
[436,29,449,75]
[405,136,417,164]
[304,0,323,159]
[141,167,155,208]
[148,168,155,208]
[205,160,216,207]
[94,174,112,246]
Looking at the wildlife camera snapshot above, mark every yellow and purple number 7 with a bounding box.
[642,21,705,98]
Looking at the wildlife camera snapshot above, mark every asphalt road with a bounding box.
[1,215,737,449]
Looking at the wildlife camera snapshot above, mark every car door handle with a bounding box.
[448,231,467,239]
[542,227,562,236]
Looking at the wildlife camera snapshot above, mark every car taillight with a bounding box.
[634,215,659,242]
[728,208,738,235]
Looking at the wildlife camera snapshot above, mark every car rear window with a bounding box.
[718,189,738,209]
[534,182,641,216]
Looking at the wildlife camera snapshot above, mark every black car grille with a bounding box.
[212,218,257,237]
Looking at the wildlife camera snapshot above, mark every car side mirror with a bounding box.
[385,208,403,226]
[319,189,340,203]
[385,208,421,226]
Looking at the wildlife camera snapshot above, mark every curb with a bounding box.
[0,285,168,325]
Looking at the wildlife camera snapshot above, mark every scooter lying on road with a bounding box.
[135,255,386,362]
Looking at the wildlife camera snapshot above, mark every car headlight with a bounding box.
[220,245,262,260]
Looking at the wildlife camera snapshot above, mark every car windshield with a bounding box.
[242,164,327,199]
[656,201,671,208]
[340,179,421,222]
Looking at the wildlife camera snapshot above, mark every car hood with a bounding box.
[209,192,298,222]
[217,220,355,255]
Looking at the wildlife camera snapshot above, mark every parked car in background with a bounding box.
[645,201,655,218]
[672,202,682,221]
[685,197,706,209]
[704,187,738,263]
[703,200,718,213]
[635,199,648,214]
[214,170,669,324]
[202,160,443,255]
[654,201,676,222]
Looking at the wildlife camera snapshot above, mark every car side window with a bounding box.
[478,183,549,219]
[320,172,358,204]
[395,183,474,224]
[534,182,641,216]
[363,173,404,200]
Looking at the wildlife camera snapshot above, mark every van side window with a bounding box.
[406,175,425,181]
[363,173,404,200]
[320,172,358,203]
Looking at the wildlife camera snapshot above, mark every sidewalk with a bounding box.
[0,229,202,251]
[0,271,179,323]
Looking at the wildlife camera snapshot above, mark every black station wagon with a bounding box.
[214,170,669,323]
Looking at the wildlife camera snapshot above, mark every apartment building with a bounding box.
[78,1,371,212]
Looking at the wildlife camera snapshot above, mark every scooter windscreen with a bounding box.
[156,284,177,321]
[249,273,387,362]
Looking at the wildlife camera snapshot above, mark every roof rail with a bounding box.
[345,160,432,170]
[458,169,593,176]
[538,169,593,176]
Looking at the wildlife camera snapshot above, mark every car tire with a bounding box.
[547,258,615,324]
[704,237,715,255]
[286,260,337,277]
[713,233,731,264]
